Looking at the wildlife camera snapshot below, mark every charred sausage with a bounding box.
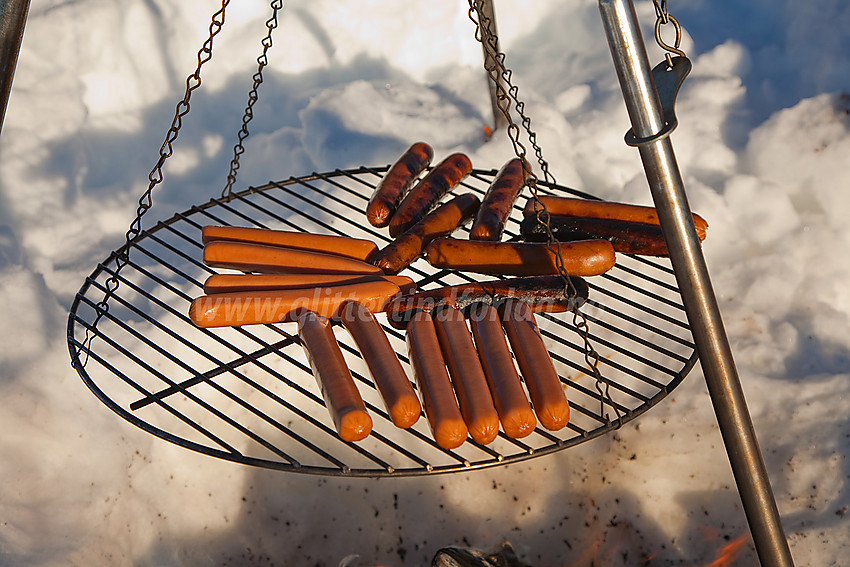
[498,300,570,431]
[388,153,473,237]
[469,157,527,241]
[371,192,480,274]
[339,301,421,429]
[425,237,616,277]
[467,303,536,439]
[518,215,676,256]
[522,196,708,241]
[298,311,372,442]
[367,142,434,228]
[406,311,468,450]
[386,274,589,329]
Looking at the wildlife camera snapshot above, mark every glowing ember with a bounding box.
[699,533,750,567]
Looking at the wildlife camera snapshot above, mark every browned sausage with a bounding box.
[432,305,500,445]
[518,215,672,256]
[388,153,473,237]
[189,279,402,328]
[467,303,536,439]
[297,311,372,442]
[339,301,421,429]
[201,225,380,262]
[371,193,480,274]
[406,311,468,449]
[522,196,708,241]
[469,157,527,241]
[425,237,616,277]
[203,241,384,275]
[498,300,570,431]
[367,142,434,228]
[202,273,416,295]
[386,274,589,329]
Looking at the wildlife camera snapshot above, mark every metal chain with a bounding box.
[652,0,687,68]
[76,0,231,366]
[221,0,284,200]
[467,1,620,422]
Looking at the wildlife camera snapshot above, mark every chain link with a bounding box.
[76,0,231,366]
[467,1,620,422]
[221,0,284,199]
[652,0,669,23]
[652,0,686,68]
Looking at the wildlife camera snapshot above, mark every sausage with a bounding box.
[498,300,570,431]
[432,305,500,445]
[467,303,536,439]
[386,274,589,329]
[203,273,416,295]
[339,301,421,429]
[425,237,616,277]
[406,311,469,450]
[518,215,672,256]
[189,279,402,328]
[388,153,473,237]
[371,193,480,274]
[469,157,527,241]
[367,142,434,228]
[298,311,372,442]
[522,196,708,241]
[203,241,384,275]
[202,225,379,262]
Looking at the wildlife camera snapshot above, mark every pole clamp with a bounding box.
[624,56,691,147]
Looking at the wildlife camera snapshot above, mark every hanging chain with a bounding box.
[221,0,284,200]
[75,0,231,366]
[652,0,687,68]
[467,1,620,422]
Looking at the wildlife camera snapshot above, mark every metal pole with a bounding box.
[478,0,509,134]
[0,0,30,136]
[596,1,795,566]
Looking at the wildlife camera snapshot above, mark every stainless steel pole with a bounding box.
[0,0,30,136]
[478,0,510,134]
[596,0,795,565]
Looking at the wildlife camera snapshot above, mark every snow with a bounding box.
[1,0,849,565]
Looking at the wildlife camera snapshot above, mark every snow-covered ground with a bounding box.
[1,0,848,565]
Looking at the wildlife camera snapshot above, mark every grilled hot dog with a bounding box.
[367,142,434,228]
[372,193,480,274]
[386,275,589,329]
[468,303,536,439]
[469,157,527,241]
[519,215,672,256]
[388,153,473,237]
[426,237,616,277]
[340,302,421,429]
[433,305,500,445]
[202,225,379,262]
[406,311,468,450]
[298,311,372,442]
[499,300,570,431]
[203,241,384,275]
[202,273,416,295]
[189,279,402,328]
[522,195,708,241]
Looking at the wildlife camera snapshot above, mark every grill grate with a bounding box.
[67,167,698,477]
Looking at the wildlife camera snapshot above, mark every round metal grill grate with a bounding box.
[67,166,698,476]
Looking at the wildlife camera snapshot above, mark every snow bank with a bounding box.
[1,0,848,565]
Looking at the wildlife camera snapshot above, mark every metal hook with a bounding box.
[654,15,686,68]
